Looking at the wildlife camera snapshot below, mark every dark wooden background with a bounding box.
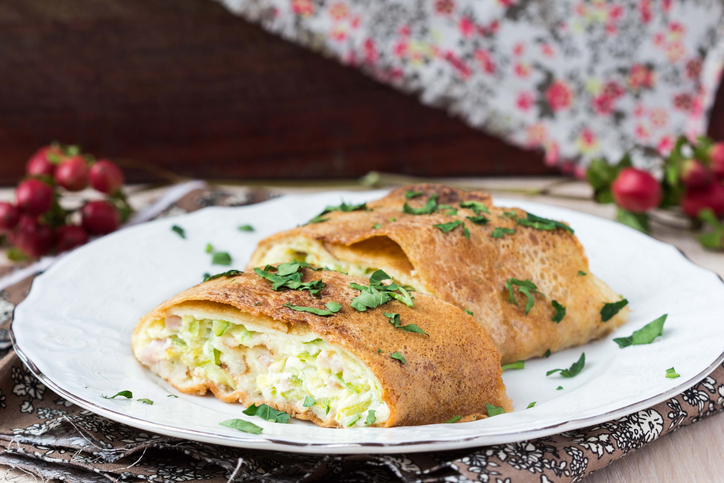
[1,0,723,185]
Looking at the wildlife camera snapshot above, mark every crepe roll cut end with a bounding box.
[132,269,512,428]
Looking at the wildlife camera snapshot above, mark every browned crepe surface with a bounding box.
[250,184,629,364]
[132,268,511,427]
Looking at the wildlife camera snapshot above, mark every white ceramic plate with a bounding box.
[11,190,724,454]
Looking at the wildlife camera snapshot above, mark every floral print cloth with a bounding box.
[217,0,724,173]
[1,185,724,483]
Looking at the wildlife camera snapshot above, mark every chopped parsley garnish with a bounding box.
[465,308,474,316]
[254,262,325,294]
[212,252,232,266]
[546,352,585,378]
[347,414,361,427]
[308,215,329,224]
[350,270,414,311]
[502,210,518,219]
[253,302,262,306]
[501,360,524,371]
[243,404,290,423]
[303,396,316,407]
[389,217,396,222]
[320,201,369,216]
[238,224,254,232]
[403,193,438,215]
[463,224,471,239]
[577,270,587,276]
[203,270,243,282]
[205,243,214,253]
[505,278,544,315]
[167,395,178,398]
[101,390,133,400]
[377,348,382,354]
[551,300,566,323]
[433,220,463,233]
[613,314,667,348]
[285,302,342,317]
[138,398,153,405]
[486,403,505,417]
[544,349,551,358]
[444,415,462,424]
[365,410,376,426]
[171,225,185,238]
[372,223,382,229]
[391,352,406,364]
[601,298,629,322]
[459,201,490,215]
[556,386,563,390]
[384,312,428,336]
[666,367,680,379]
[405,190,423,199]
[466,215,489,225]
[219,419,263,434]
[491,227,515,238]
[517,212,574,233]
[527,402,536,409]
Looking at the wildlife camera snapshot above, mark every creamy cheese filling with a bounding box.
[137,315,389,427]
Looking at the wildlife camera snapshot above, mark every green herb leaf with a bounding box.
[517,212,574,233]
[284,302,341,317]
[544,349,551,358]
[601,299,629,322]
[505,278,544,315]
[365,410,376,426]
[167,395,178,398]
[308,215,329,224]
[243,404,290,423]
[491,227,515,238]
[204,270,243,282]
[462,223,471,239]
[254,262,326,295]
[377,348,382,354]
[466,215,489,225]
[547,352,586,378]
[389,217,396,222]
[527,402,536,409]
[6,247,30,262]
[238,224,254,232]
[486,403,505,417]
[137,398,153,405]
[350,283,391,311]
[391,352,406,364]
[320,201,369,216]
[403,193,438,215]
[171,225,185,238]
[219,418,263,434]
[501,361,524,371]
[347,414,361,427]
[444,415,462,424]
[666,367,680,379]
[433,220,463,233]
[101,390,133,400]
[551,300,566,323]
[350,270,414,311]
[459,201,490,215]
[212,252,232,266]
[698,209,724,250]
[577,271,587,276]
[405,190,423,199]
[372,223,382,229]
[465,308,474,316]
[616,207,650,233]
[557,386,564,390]
[613,314,667,348]
[303,396,316,408]
[205,243,214,253]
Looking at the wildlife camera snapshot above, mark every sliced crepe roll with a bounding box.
[249,184,629,364]
[132,267,511,428]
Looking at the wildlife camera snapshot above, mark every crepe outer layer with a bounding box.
[132,268,511,428]
[249,184,629,364]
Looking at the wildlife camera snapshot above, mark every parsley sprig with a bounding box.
[613,314,666,348]
[254,262,325,295]
[551,300,566,323]
[547,353,586,378]
[243,404,290,423]
[517,212,574,233]
[403,193,438,215]
[350,270,414,311]
[505,278,544,315]
[384,312,428,336]
[203,269,243,282]
[285,302,342,317]
[459,201,490,215]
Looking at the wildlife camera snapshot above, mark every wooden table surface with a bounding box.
[1,178,722,482]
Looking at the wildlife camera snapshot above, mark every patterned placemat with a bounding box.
[1,185,723,483]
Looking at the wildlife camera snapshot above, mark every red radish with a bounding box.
[612,168,662,213]
[55,156,89,191]
[89,160,124,194]
[709,142,724,179]
[55,225,89,252]
[12,218,54,258]
[26,146,62,177]
[681,182,724,217]
[680,159,713,190]
[0,202,20,231]
[16,179,53,216]
[81,200,120,235]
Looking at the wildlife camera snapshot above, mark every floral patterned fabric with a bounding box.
[217,0,724,173]
[1,185,724,483]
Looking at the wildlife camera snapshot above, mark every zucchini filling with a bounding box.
[135,315,390,427]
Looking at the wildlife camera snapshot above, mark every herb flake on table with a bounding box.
[285,302,341,317]
[502,361,524,371]
[517,212,574,233]
[403,193,438,215]
[547,352,585,378]
[238,224,254,232]
[486,403,505,417]
[365,410,376,426]
[527,402,536,409]
[391,352,406,364]
[171,225,185,238]
[205,243,214,253]
[433,220,463,233]
[220,419,263,434]
[666,367,680,379]
[544,349,551,358]
[444,415,462,424]
[405,190,423,199]
[203,269,243,282]
[601,298,629,322]
[505,278,544,315]
[384,312,428,336]
[613,314,667,348]
[243,404,290,423]
[137,398,153,405]
[459,201,490,215]
[212,252,232,266]
[254,262,325,294]
[557,386,563,390]
[101,390,133,400]
[491,227,515,238]
[551,300,566,323]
